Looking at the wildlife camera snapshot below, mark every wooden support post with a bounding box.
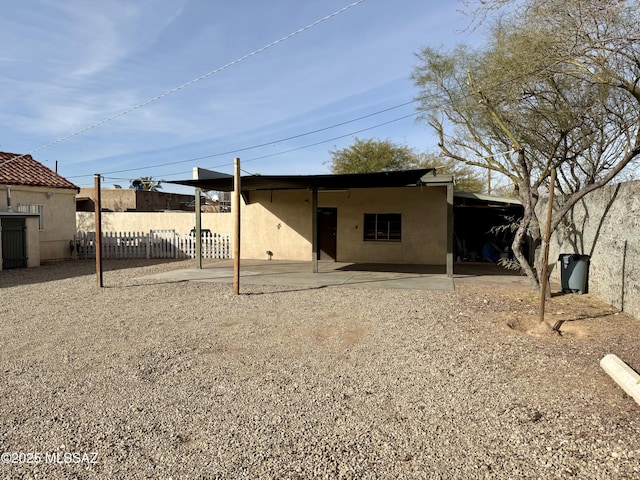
[94,174,103,287]
[233,158,241,295]
[195,187,202,269]
[311,187,318,273]
[539,167,556,323]
[446,182,454,278]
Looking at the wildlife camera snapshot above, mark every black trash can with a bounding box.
[558,253,590,294]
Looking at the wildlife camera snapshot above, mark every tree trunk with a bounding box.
[511,149,543,293]
[511,216,540,293]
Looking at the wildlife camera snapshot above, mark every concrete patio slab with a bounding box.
[142,259,456,291]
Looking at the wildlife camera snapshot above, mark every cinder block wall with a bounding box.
[548,180,639,320]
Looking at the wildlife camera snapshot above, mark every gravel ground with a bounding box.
[0,259,639,479]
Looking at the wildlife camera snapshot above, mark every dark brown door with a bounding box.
[317,208,337,260]
[1,218,27,269]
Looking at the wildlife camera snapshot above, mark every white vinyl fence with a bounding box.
[75,230,231,260]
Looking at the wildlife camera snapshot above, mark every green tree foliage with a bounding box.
[413,0,640,294]
[327,138,420,174]
[327,138,484,192]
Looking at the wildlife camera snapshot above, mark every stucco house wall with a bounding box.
[1,185,77,264]
[238,186,447,264]
[24,216,40,267]
[240,190,312,261]
[327,186,446,264]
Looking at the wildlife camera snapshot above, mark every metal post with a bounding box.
[233,158,241,295]
[94,174,103,287]
[311,188,318,273]
[446,182,454,278]
[195,187,202,269]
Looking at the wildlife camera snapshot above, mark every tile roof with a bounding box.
[0,152,79,191]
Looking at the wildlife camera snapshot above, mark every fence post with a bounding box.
[174,233,178,259]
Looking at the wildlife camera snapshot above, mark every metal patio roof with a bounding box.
[168,169,439,192]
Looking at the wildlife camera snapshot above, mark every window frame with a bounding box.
[363,213,401,242]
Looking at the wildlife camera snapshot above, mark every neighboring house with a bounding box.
[77,187,196,212]
[0,152,79,270]
[170,169,456,275]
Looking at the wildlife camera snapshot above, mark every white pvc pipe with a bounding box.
[600,354,640,406]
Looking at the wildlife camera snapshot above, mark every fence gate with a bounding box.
[1,218,27,269]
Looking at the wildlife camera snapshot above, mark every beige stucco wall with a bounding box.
[76,211,234,237]
[239,186,448,264]
[240,190,312,261]
[1,185,77,263]
[25,216,40,267]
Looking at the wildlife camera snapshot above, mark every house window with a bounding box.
[18,203,45,230]
[363,213,401,241]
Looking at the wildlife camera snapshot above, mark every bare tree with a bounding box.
[414,0,640,293]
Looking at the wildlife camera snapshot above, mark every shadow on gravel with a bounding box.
[0,259,187,288]
[552,311,620,332]
[241,285,330,295]
[103,280,189,289]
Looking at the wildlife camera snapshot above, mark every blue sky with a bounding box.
[1,0,481,193]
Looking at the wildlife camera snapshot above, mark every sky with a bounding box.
[0,0,483,194]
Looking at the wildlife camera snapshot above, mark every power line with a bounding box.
[90,111,418,187]
[68,99,418,178]
[80,110,419,183]
[66,56,575,182]
[240,113,419,163]
[152,111,420,181]
[0,0,367,168]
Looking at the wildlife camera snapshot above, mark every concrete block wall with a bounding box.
[548,180,640,320]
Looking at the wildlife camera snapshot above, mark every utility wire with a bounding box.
[64,55,576,181]
[67,99,418,178]
[78,111,419,184]
[83,111,419,187]
[0,0,366,168]
[149,111,420,182]
[238,113,419,164]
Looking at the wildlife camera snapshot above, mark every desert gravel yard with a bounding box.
[0,259,639,479]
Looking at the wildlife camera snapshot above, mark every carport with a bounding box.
[453,192,524,263]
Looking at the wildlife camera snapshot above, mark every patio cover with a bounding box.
[167,168,438,192]
[167,168,453,277]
